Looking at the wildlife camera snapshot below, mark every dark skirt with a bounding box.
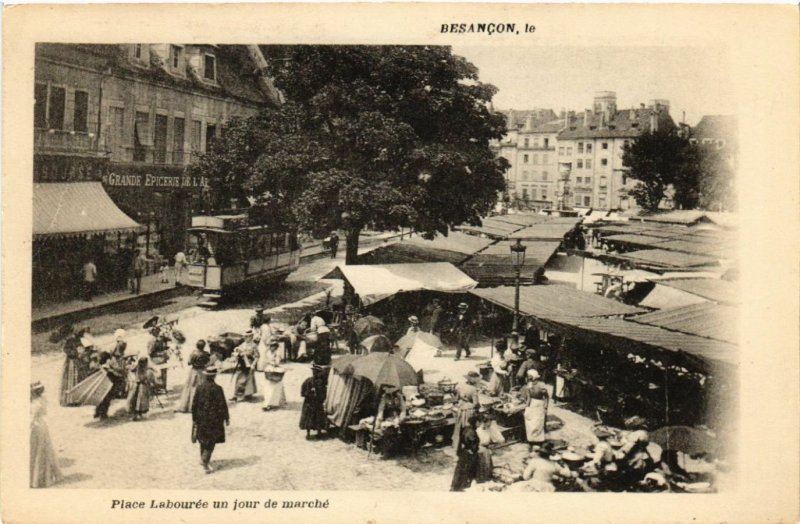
[127,381,151,414]
[60,358,80,406]
[450,452,478,491]
[477,447,494,483]
[299,397,327,431]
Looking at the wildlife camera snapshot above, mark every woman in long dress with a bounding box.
[261,341,286,411]
[476,413,505,482]
[255,315,273,372]
[30,382,62,488]
[451,371,481,450]
[231,332,259,402]
[175,340,210,413]
[59,329,81,406]
[127,353,155,421]
[299,366,328,438]
[450,414,480,491]
[520,369,549,448]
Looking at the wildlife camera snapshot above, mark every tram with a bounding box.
[185,211,301,304]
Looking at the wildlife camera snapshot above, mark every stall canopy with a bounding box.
[34,182,142,239]
[629,302,738,344]
[470,283,645,319]
[656,278,739,305]
[615,249,720,269]
[338,262,477,306]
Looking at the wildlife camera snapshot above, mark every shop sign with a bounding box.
[102,172,210,191]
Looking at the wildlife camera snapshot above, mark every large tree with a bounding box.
[622,129,700,211]
[194,46,508,263]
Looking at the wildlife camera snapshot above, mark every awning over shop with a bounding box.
[656,278,739,305]
[615,249,720,269]
[538,315,738,368]
[34,182,142,239]
[338,262,477,306]
[470,283,645,319]
[629,302,738,344]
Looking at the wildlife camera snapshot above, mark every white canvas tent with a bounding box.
[337,262,477,306]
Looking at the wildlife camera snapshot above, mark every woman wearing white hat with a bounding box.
[30,382,62,488]
[520,369,549,448]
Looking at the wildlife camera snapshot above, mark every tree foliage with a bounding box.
[622,130,735,212]
[191,46,508,262]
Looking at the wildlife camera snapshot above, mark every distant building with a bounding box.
[556,91,676,211]
[33,44,279,304]
[492,109,560,212]
[691,115,738,169]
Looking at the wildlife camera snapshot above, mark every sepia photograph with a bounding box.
[3,3,799,524]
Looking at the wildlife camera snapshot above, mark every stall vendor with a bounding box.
[516,349,543,384]
[451,371,481,451]
[486,351,509,396]
[520,369,549,449]
[504,343,524,390]
[476,413,505,482]
[522,443,572,492]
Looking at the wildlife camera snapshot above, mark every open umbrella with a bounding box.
[360,334,393,354]
[352,316,386,339]
[331,354,360,374]
[395,331,443,359]
[348,352,419,390]
[650,426,718,456]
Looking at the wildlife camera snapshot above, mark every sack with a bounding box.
[191,422,197,444]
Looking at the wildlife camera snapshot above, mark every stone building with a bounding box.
[33,43,279,304]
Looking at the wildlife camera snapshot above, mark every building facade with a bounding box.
[33,44,279,304]
[556,92,676,212]
[494,91,677,213]
[690,115,738,169]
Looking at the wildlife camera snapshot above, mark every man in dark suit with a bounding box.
[192,366,230,473]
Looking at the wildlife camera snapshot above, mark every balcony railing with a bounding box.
[35,128,98,153]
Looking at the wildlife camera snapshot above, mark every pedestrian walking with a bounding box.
[175,339,210,413]
[81,258,97,301]
[230,330,258,402]
[452,303,473,361]
[451,371,481,451]
[192,366,230,473]
[255,312,273,371]
[174,250,188,285]
[132,249,146,294]
[59,325,81,406]
[299,365,328,439]
[127,352,156,421]
[261,341,287,411]
[93,330,128,419]
[30,382,62,488]
[328,231,340,259]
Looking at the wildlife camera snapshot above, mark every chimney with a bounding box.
[584,109,591,126]
[599,111,606,129]
[649,111,658,133]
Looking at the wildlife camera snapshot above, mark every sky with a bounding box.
[453,45,735,127]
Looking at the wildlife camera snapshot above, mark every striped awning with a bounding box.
[34,182,142,239]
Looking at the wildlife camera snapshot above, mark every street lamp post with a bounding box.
[509,238,527,332]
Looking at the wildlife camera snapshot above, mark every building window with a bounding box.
[522,188,529,200]
[203,54,216,81]
[622,174,628,185]
[601,158,608,166]
[173,117,185,164]
[578,142,584,154]
[599,176,608,188]
[586,143,592,153]
[170,45,183,70]
[542,153,548,163]
[577,159,583,169]
[602,142,609,150]
[154,114,168,164]
[599,198,606,208]
[34,83,48,128]
[206,123,217,151]
[133,111,150,162]
[48,86,66,130]
[523,138,529,148]
[559,146,565,155]
[544,138,549,148]
[531,188,538,200]
[191,120,202,153]
[73,90,89,133]
[110,107,125,159]
[585,176,592,184]
[585,158,592,169]
[567,147,573,155]
[541,171,548,181]
[533,137,539,147]
[523,154,529,163]
[133,44,142,59]
[576,176,582,184]
[542,191,547,200]
[583,195,592,206]
[533,154,539,165]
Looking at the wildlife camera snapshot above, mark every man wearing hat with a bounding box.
[192,366,229,473]
[452,303,473,361]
